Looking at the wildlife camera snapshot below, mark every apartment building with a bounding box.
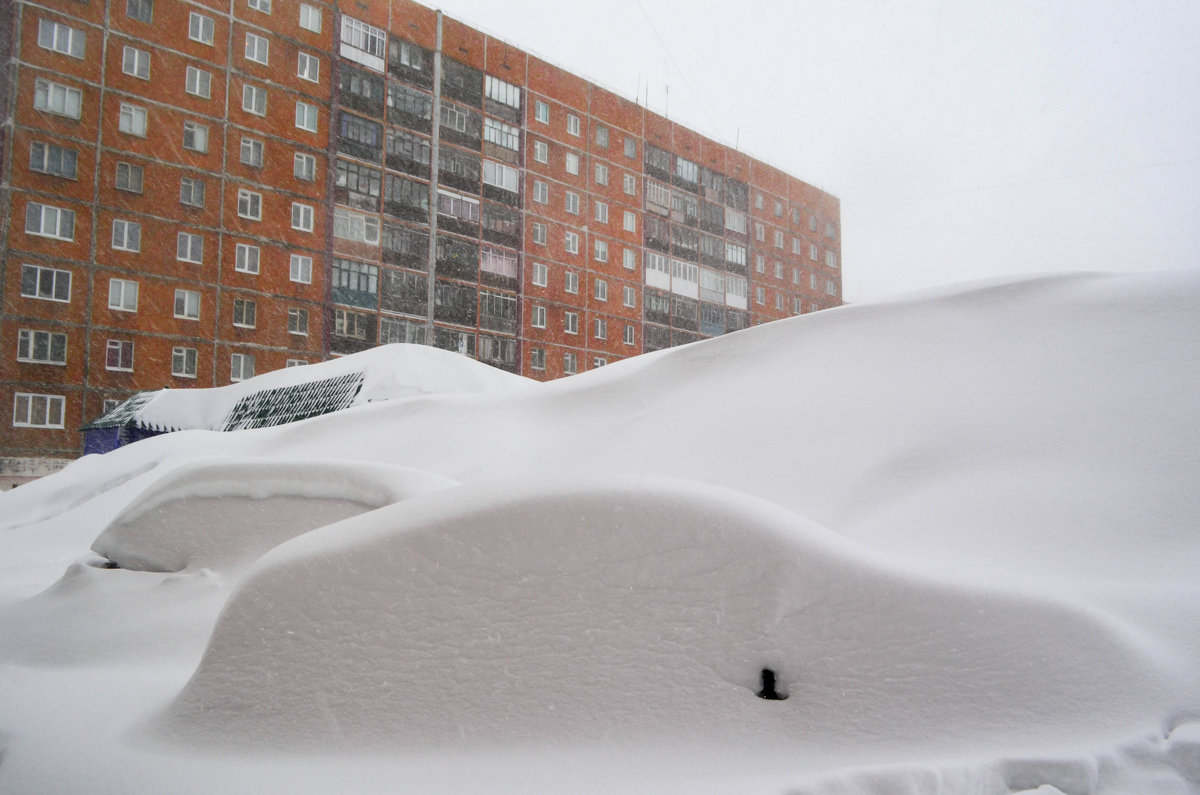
[0,0,842,469]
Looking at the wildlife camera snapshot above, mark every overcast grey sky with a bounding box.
[429,0,1200,302]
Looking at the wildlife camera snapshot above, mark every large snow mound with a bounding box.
[91,459,458,572]
[1,271,1199,793]
[154,477,1179,752]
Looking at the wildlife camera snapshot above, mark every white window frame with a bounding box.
[532,261,548,287]
[122,45,150,79]
[173,288,200,320]
[594,201,608,224]
[623,211,636,233]
[531,304,546,329]
[291,202,314,232]
[534,99,549,124]
[12,393,65,428]
[244,32,269,65]
[564,271,579,294]
[235,243,261,273]
[299,3,321,32]
[288,307,309,336]
[564,191,579,215]
[25,202,75,240]
[623,285,636,308]
[533,140,548,163]
[108,278,138,311]
[20,264,71,302]
[233,298,257,328]
[185,66,212,98]
[567,113,580,136]
[241,136,264,167]
[182,120,208,153]
[564,231,579,255]
[118,102,147,136]
[17,329,68,365]
[242,84,266,116]
[290,253,313,284]
[533,180,548,204]
[33,78,82,119]
[294,152,317,180]
[297,52,320,82]
[38,19,85,58]
[594,278,608,301]
[230,353,255,382]
[172,347,198,378]
[295,101,318,132]
[111,219,141,252]
[248,0,271,13]
[565,152,580,175]
[177,231,203,263]
[188,12,214,45]
[595,163,609,186]
[564,311,578,334]
[237,189,262,220]
[532,222,547,246]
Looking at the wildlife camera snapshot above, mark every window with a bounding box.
[532,222,547,246]
[230,353,255,382]
[535,99,549,123]
[245,33,269,64]
[292,202,314,232]
[189,12,214,45]
[563,352,577,375]
[623,248,636,270]
[564,231,579,255]
[295,101,318,131]
[594,318,607,340]
[726,209,747,234]
[826,279,839,296]
[17,330,67,364]
[341,16,386,60]
[20,264,71,302]
[592,239,607,263]
[623,211,636,233]
[241,137,264,167]
[33,79,82,118]
[12,393,65,428]
[623,323,636,345]
[755,222,765,242]
[485,75,521,109]
[595,201,608,224]
[122,46,150,79]
[482,160,519,192]
[299,3,321,32]
[177,231,203,262]
[235,243,260,273]
[623,173,637,196]
[483,118,520,150]
[172,347,198,378]
[333,207,380,245]
[810,273,818,289]
[565,152,580,175]
[25,202,75,240]
[564,271,579,293]
[185,66,212,98]
[111,219,141,252]
[530,347,545,371]
[774,262,783,279]
[756,254,765,273]
[810,243,819,261]
[532,262,548,286]
[297,52,320,82]
[294,152,316,181]
[105,339,134,371]
[290,254,312,283]
[675,157,698,184]
[533,180,548,204]
[173,288,200,319]
[237,189,262,220]
[182,120,208,153]
[533,140,548,163]
[755,286,765,305]
[567,113,580,136]
[39,19,85,57]
[774,230,784,249]
[564,311,578,334]
[288,307,309,335]
[755,192,764,210]
[725,242,746,267]
[623,285,636,307]
[233,298,257,328]
[565,191,579,214]
[242,84,266,116]
[126,0,152,23]
[826,250,839,268]
[595,125,609,148]
[333,307,370,339]
[436,188,479,223]
[29,142,77,179]
[594,278,608,301]
[118,103,147,136]
[531,304,546,328]
[248,0,271,11]
[624,137,636,158]
[286,359,308,368]
[774,199,783,217]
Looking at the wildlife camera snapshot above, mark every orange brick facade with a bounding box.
[0,0,842,462]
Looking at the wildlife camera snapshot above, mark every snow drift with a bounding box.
[1,271,1198,794]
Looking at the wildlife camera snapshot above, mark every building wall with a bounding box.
[0,0,842,461]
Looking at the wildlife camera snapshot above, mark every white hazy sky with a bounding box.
[426,0,1200,302]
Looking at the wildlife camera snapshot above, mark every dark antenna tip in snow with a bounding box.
[757,668,787,701]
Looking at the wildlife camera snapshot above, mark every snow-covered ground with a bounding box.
[2,271,1198,794]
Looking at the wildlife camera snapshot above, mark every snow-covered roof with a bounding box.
[80,343,532,434]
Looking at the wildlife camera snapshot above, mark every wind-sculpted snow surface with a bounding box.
[91,459,458,572]
[155,477,1180,753]
[1,271,1199,793]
